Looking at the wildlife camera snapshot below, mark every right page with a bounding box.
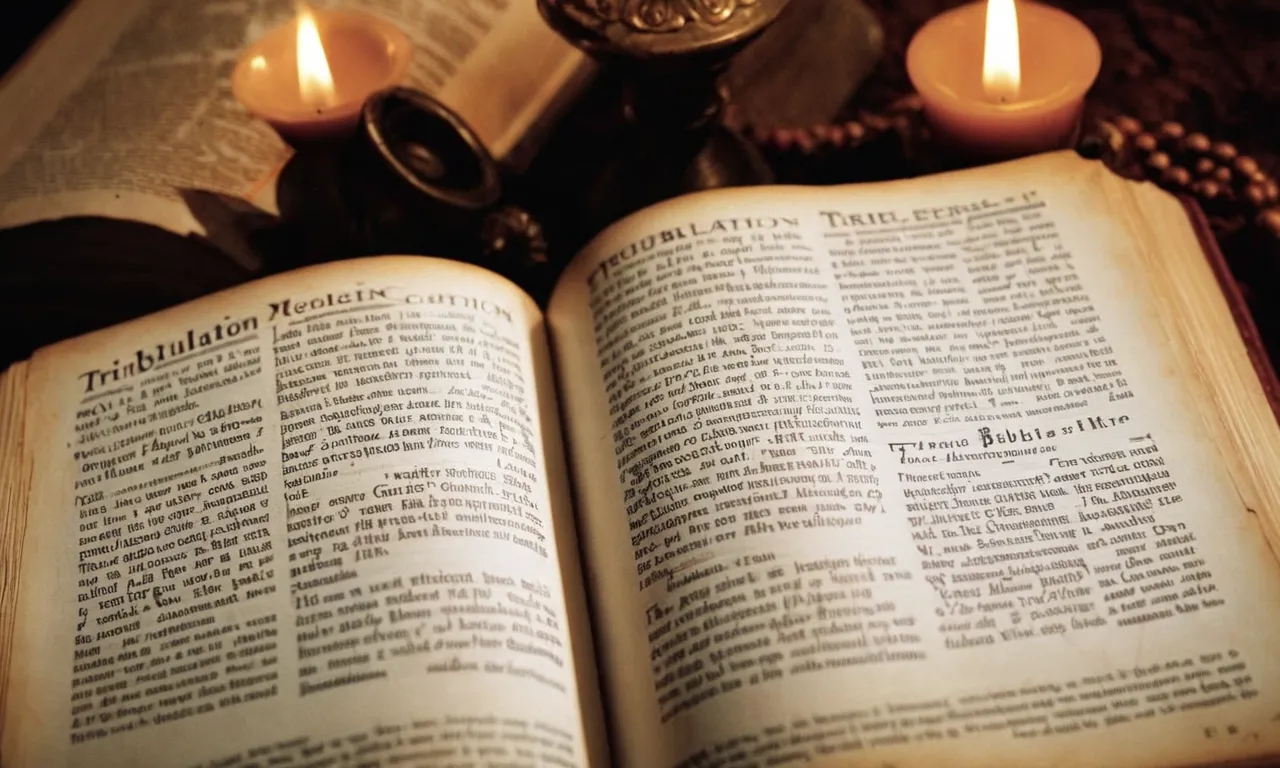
[548,151,1280,768]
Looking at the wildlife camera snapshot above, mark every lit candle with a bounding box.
[232,8,412,145]
[906,0,1101,159]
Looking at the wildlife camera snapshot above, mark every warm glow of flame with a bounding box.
[296,9,337,109]
[983,0,1021,102]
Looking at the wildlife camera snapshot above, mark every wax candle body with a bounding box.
[907,1,1101,159]
[232,10,411,145]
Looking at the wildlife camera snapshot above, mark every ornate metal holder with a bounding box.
[346,87,501,258]
[273,87,549,289]
[537,0,791,229]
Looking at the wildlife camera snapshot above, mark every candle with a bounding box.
[906,0,1101,159]
[232,8,412,145]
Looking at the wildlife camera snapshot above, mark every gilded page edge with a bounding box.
[0,361,31,760]
[1115,177,1280,559]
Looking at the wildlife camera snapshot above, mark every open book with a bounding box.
[4,151,1280,767]
[0,0,589,268]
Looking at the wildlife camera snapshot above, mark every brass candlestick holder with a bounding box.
[537,0,791,230]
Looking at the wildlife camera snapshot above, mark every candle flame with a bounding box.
[983,0,1021,102]
[296,8,337,109]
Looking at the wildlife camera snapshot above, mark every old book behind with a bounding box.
[0,0,591,268]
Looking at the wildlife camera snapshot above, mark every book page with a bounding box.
[0,0,586,260]
[2,257,605,767]
[547,151,1280,768]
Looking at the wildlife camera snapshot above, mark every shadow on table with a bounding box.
[0,216,255,369]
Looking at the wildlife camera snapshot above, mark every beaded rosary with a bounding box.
[744,95,1280,240]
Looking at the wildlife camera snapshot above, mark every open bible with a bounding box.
[4,151,1280,767]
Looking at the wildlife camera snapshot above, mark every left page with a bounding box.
[1,256,605,767]
[0,0,587,265]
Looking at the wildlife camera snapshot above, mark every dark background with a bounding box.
[4,0,1277,228]
[1,2,68,76]
[5,0,1276,175]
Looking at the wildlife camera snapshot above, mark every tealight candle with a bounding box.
[906,0,1101,159]
[232,8,412,145]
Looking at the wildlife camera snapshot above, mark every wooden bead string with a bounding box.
[746,94,925,155]
[746,96,1280,239]
[1087,116,1280,237]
